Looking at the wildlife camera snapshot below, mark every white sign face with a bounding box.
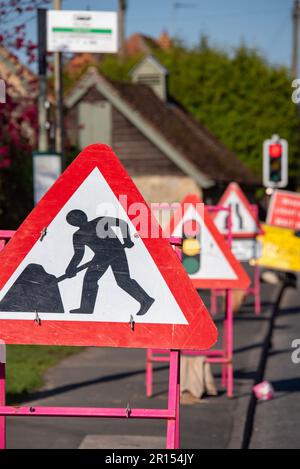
[214,191,258,236]
[0,168,187,325]
[172,206,237,281]
[33,154,62,205]
[231,239,261,262]
[47,10,118,53]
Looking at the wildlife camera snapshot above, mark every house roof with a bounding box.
[130,55,169,77]
[0,46,37,98]
[65,52,98,77]
[125,33,160,57]
[125,32,173,57]
[111,81,257,185]
[65,67,257,187]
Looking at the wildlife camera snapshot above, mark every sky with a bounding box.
[5,0,295,71]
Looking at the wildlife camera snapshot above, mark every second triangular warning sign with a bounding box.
[0,145,217,350]
[168,194,250,289]
[212,182,261,238]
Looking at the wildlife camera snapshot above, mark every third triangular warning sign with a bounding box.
[168,194,250,289]
[212,182,261,238]
[0,145,217,350]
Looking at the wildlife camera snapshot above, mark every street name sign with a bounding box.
[47,10,118,53]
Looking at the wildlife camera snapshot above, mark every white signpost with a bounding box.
[47,10,118,53]
[33,152,62,205]
[0,79,6,103]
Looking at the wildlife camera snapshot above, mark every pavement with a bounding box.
[5,274,300,449]
[250,274,300,449]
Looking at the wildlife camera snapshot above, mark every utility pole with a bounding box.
[37,9,48,152]
[292,0,300,79]
[53,0,64,166]
[118,0,127,62]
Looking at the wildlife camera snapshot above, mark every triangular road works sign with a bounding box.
[168,194,250,290]
[0,145,217,350]
[212,182,261,238]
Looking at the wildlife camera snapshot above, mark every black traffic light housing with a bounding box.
[263,135,288,188]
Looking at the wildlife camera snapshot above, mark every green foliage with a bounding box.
[99,54,142,82]
[6,345,81,402]
[99,39,300,184]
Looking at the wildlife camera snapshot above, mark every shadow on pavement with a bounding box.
[7,365,168,405]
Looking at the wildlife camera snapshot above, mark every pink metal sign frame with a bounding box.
[146,206,235,398]
[0,231,181,449]
[210,205,261,316]
[0,347,181,450]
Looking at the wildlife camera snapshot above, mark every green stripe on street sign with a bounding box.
[52,27,112,34]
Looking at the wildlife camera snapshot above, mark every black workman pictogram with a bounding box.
[65,210,155,315]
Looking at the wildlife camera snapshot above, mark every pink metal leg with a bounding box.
[226,289,233,398]
[166,350,180,449]
[146,349,153,397]
[222,314,228,389]
[0,362,5,450]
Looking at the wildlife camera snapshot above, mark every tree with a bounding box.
[98,39,300,186]
[0,0,49,63]
[0,2,50,226]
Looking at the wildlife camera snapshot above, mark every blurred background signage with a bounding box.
[47,10,118,53]
[267,190,300,230]
[231,239,261,262]
[257,224,300,272]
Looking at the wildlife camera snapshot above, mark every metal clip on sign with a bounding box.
[129,315,135,331]
[126,403,131,418]
[34,311,41,326]
[40,227,47,241]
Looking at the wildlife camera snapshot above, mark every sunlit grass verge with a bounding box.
[5,345,82,403]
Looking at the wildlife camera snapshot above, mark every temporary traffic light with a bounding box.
[182,219,201,274]
[263,134,288,188]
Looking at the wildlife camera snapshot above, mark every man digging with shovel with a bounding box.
[65,210,155,316]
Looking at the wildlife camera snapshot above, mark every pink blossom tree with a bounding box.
[0,1,49,225]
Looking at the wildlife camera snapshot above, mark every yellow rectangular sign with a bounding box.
[257,224,300,272]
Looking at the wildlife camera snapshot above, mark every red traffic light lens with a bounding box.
[269,143,282,158]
